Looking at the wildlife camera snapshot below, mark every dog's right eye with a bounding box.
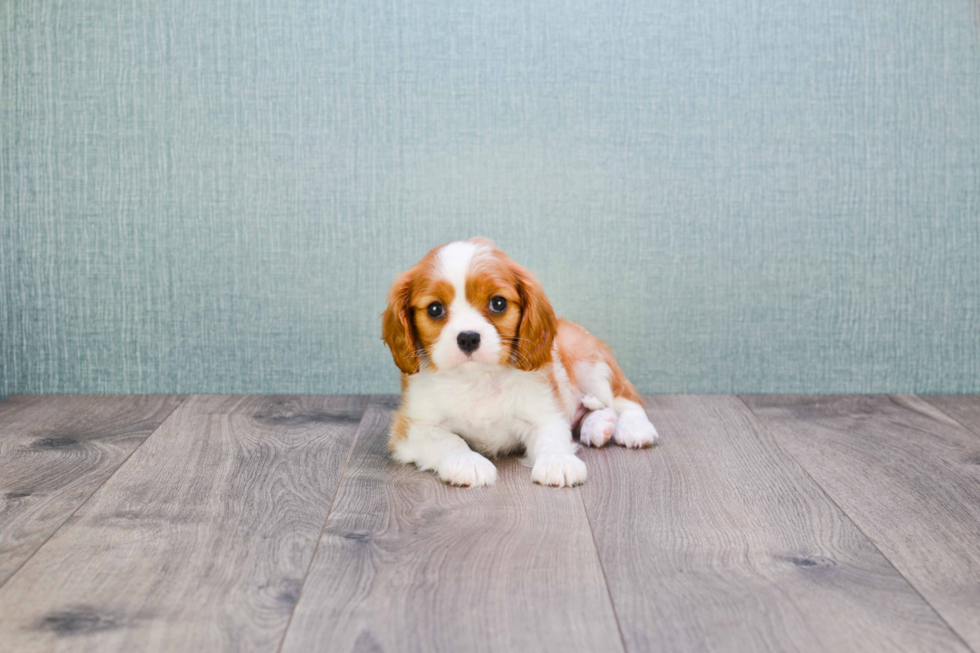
[426,302,445,319]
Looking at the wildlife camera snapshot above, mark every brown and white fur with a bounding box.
[381,238,658,488]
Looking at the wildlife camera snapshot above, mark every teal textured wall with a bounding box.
[2,0,979,395]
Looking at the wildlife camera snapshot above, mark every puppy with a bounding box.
[381,238,658,488]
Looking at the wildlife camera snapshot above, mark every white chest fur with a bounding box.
[403,364,567,456]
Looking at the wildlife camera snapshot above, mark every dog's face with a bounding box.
[382,239,557,374]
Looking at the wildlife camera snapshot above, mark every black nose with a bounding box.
[457,331,481,354]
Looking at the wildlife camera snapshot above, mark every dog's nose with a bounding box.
[457,331,481,354]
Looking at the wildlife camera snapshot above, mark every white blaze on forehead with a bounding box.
[428,240,502,369]
[437,240,485,296]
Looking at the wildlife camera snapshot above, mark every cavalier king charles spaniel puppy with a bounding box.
[381,238,658,488]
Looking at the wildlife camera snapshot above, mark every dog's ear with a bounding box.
[513,264,557,371]
[381,269,420,374]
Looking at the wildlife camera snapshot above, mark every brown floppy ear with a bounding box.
[514,265,557,371]
[381,270,420,374]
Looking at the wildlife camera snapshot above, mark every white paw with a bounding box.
[438,451,497,487]
[580,408,617,448]
[613,409,659,448]
[531,454,587,487]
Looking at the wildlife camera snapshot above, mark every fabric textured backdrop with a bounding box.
[2,0,979,395]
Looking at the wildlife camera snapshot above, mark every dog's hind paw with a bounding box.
[580,408,617,448]
[613,409,659,448]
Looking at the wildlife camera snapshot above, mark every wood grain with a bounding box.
[0,395,44,420]
[0,395,368,653]
[742,394,980,650]
[0,394,184,586]
[279,396,624,653]
[580,395,968,653]
[919,395,980,437]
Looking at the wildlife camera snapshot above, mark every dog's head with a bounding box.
[381,238,556,375]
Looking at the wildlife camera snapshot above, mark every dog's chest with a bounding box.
[448,377,526,435]
[412,367,553,452]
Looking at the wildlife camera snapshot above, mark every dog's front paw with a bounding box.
[531,454,587,487]
[438,451,497,487]
[613,409,659,448]
[580,408,617,447]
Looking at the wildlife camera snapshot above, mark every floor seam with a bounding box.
[915,394,980,439]
[579,484,630,653]
[0,394,190,591]
[735,394,978,653]
[274,394,373,653]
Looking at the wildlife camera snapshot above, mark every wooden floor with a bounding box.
[0,395,978,653]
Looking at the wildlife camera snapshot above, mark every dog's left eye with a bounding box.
[489,296,507,313]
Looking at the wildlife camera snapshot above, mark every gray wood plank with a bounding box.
[920,395,980,438]
[0,394,368,653]
[0,394,44,420]
[742,394,980,651]
[0,394,185,586]
[279,396,624,653]
[580,395,968,653]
